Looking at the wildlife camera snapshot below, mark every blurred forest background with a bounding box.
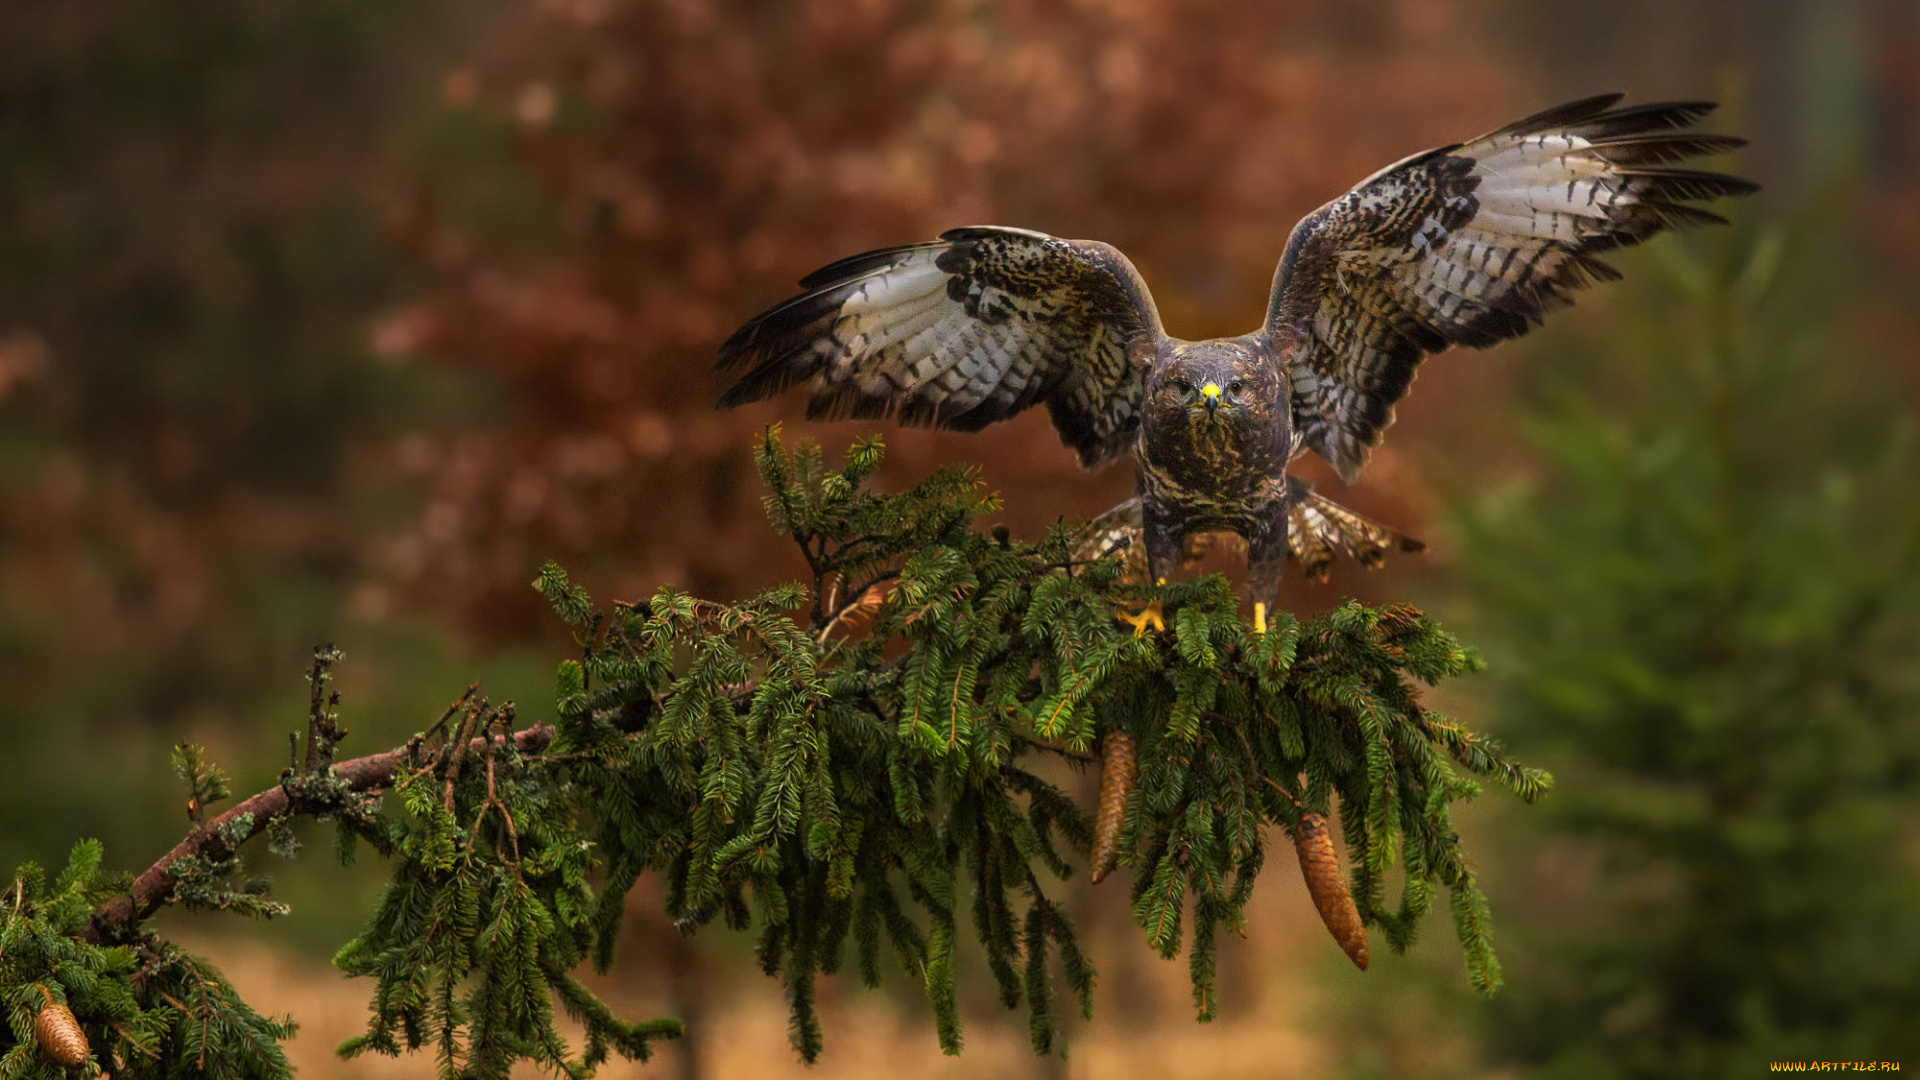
[3,0,1917,1076]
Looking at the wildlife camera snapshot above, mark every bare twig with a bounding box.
[301,646,346,774]
[815,577,893,644]
[85,724,554,944]
[442,697,488,814]
[471,735,522,864]
[423,682,482,745]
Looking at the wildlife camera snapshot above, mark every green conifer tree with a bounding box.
[4,430,1546,1078]
[1455,213,1920,1076]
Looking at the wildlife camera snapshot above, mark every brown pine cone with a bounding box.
[1294,812,1370,970]
[1090,730,1139,884]
[34,989,89,1068]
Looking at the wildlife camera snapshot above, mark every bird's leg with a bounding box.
[1116,511,1182,636]
[1245,511,1288,635]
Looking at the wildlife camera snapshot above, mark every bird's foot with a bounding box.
[1117,601,1165,637]
[1253,602,1267,635]
[1116,578,1168,636]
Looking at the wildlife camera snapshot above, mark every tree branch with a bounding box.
[85,724,554,943]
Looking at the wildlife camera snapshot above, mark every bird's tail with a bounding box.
[1074,479,1424,584]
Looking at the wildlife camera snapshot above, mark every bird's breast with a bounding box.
[1134,416,1284,524]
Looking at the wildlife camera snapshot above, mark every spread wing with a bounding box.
[717,226,1164,467]
[1267,94,1757,481]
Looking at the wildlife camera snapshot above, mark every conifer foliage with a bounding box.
[1,840,298,1079]
[528,427,1546,1051]
[1460,221,1920,1073]
[3,430,1546,1077]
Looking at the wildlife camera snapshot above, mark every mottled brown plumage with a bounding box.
[716,95,1753,612]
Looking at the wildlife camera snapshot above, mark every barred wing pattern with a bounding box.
[1268,94,1756,481]
[717,226,1164,467]
[1281,480,1427,581]
[1076,479,1423,584]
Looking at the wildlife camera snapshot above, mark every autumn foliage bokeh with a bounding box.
[5,1,1920,1075]
[372,0,1521,637]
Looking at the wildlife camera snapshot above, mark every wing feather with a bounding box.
[718,227,1164,466]
[1267,96,1756,481]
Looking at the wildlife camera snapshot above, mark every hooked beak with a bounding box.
[1200,382,1222,417]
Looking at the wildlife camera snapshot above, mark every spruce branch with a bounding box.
[538,429,1543,1062]
[84,725,554,944]
[12,431,1541,1077]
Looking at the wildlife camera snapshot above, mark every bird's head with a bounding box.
[1146,341,1284,441]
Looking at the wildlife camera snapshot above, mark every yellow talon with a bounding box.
[1115,578,1168,637]
[1118,601,1165,637]
[1254,602,1267,635]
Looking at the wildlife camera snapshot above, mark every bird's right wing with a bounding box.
[717,226,1165,467]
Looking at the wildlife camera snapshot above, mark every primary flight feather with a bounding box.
[716,94,1755,621]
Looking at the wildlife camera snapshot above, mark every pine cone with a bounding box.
[1293,812,1370,970]
[34,991,89,1068]
[1090,730,1138,883]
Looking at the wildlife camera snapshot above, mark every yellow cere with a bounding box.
[1201,382,1221,400]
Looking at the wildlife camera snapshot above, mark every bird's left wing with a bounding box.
[717,226,1164,467]
[1267,94,1756,481]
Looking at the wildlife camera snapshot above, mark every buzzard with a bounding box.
[716,94,1754,631]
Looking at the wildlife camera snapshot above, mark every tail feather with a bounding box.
[1282,478,1427,582]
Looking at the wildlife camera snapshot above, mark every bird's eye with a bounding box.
[1228,380,1245,395]
[1171,378,1192,394]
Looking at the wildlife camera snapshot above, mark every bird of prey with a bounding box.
[715,94,1754,632]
